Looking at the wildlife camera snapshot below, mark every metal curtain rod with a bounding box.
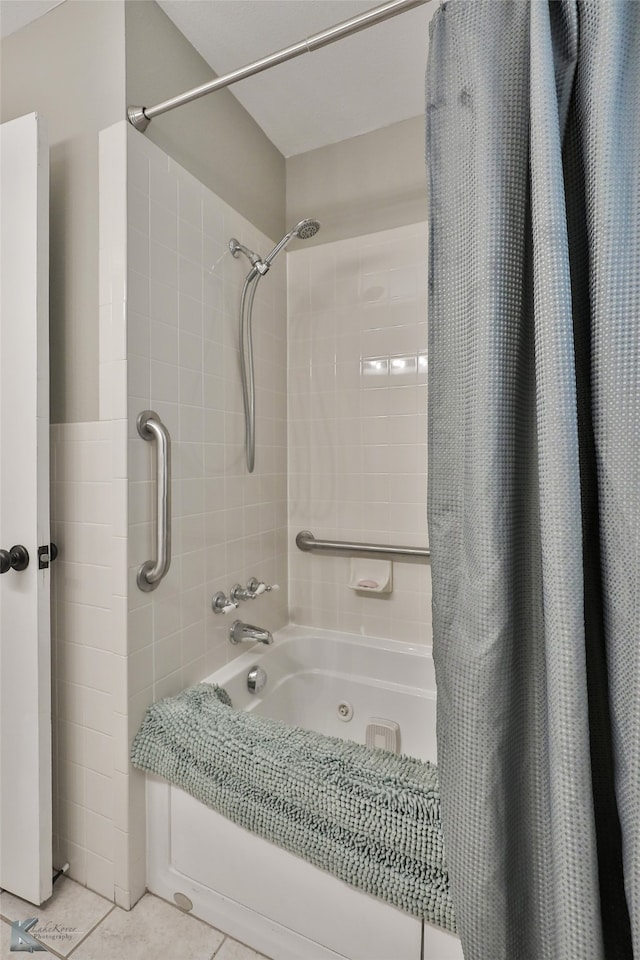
[296,530,430,562]
[128,0,429,132]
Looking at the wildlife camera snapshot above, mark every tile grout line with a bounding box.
[5,888,269,960]
[210,934,228,958]
[65,903,117,957]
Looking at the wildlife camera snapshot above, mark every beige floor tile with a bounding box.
[214,938,271,960]
[0,878,112,957]
[71,893,224,960]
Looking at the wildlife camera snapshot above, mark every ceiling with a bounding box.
[0,0,64,38]
[156,0,436,157]
[0,0,436,158]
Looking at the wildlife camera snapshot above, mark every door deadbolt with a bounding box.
[0,545,30,573]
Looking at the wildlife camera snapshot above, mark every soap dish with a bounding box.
[348,558,392,594]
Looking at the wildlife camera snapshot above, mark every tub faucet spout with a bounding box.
[229,620,273,645]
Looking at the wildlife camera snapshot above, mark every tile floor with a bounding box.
[0,877,272,960]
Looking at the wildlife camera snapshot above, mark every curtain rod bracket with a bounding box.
[128,106,151,132]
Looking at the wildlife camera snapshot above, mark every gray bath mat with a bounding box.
[131,682,455,932]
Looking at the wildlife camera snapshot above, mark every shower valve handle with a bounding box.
[212,591,239,615]
[247,578,280,597]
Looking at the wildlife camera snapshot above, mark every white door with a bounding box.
[0,113,52,905]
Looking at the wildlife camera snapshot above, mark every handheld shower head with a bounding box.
[261,217,321,270]
[231,216,320,474]
[293,218,321,240]
[229,219,320,278]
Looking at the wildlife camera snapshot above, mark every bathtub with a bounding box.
[146,625,463,960]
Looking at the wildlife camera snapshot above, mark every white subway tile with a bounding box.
[149,279,178,327]
[85,770,113,821]
[178,179,203,230]
[149,320,179,364]
[129,645,153,698]
[128,310,150,359]
[128,354,150,402]
[149,239,178,289]
[128,184,149,236]
[127,270,149,318]
[179,405,203,444]
[178,256,202,301]
[59,562,113,609]
[84,728,113,778]
[84,689,113,736]
[179,293,202,337]
[112,478,128,538]
[129,603,153,652]
[389,266,418,301]
[128,227,149,278]
[85,810,114,862]
[150,199,178,252]
[178,218,202,264]
[85,853,114,901]
[150,359,179,403]
[202,191,224,238]
[153,669,182,702]
[149,160,177,214]
[128,145,149,196]
[154,631,182,682]
[179,331,203,373]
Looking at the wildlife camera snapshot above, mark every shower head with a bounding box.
[229,218,320,279]
[293,218,321,240]
[261,217,321,270]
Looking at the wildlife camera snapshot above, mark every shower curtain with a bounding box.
[426,3,639,959]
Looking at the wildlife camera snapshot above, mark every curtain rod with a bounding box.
[127,0,429,132]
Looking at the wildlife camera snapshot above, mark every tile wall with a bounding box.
[122,126,289,901]
[54,123,428,910]
[287,223,431,643]
[52,122,289,908]
[124,124,288,705]
[50,421,120,901]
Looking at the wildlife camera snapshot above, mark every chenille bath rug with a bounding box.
[130,683,455,932]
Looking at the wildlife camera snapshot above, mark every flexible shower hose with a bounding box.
[239,270,260,473]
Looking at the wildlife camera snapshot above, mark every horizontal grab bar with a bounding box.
[295,530,430,561]
[137,410,172,591]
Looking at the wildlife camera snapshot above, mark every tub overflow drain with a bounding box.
[337,701,353,722]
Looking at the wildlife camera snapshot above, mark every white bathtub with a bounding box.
[146,625,463,960]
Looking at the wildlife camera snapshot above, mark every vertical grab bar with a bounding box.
[137,410,171,592]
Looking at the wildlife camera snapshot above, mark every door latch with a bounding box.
[38,542,58,570]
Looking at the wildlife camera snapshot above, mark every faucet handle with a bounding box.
[247,578,280,597]
[212,591,239,614]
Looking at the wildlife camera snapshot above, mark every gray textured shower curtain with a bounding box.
[426,2,639,958]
